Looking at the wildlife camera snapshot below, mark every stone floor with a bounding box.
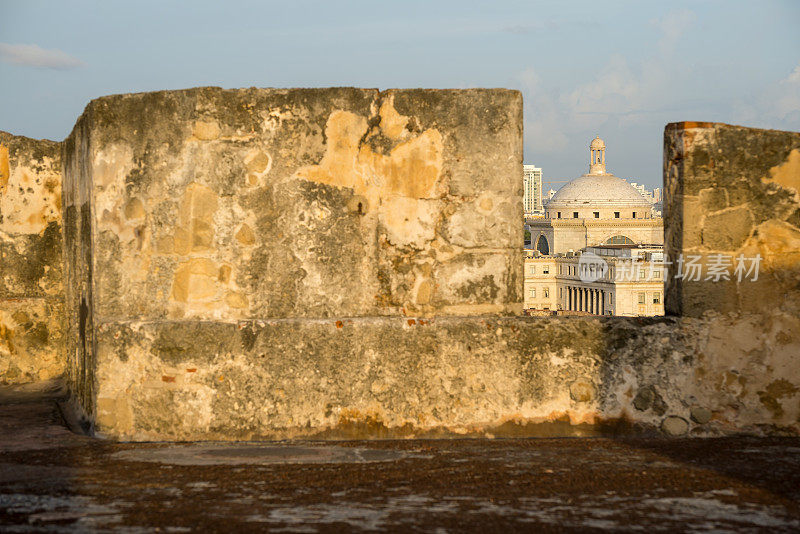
[1,381,800,532]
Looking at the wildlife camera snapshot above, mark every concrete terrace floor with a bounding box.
[1,382,800,533]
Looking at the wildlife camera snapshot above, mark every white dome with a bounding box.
[547,173,651,209]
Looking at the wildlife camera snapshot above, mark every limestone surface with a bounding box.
[0,132,65,384]
[3,91,800,441]
[664,122,800,317]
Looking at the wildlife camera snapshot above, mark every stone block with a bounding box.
[0,299,65,384]
[62,88,522,326]
[664,122,800,317]
[698,187,728,212]
[0,132,65,384]
[701,206,754,250]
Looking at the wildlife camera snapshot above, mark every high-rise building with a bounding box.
[523,164,543,216]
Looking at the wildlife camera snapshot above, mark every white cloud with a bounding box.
[564,10,695,124]
[652,9,696,57]
[773,63,800,122]
[518,8,699,159]
[563,55,641,117]
[0,43,85,70]
[515,8,704,183]
[735,62,800,128]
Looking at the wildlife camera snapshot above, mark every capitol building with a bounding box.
[524,137,665,316]
[527,137,663,255]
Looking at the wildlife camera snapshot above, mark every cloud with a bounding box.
[515,8,702,183]
[772,63,800,122]
[0,43,85,70]
[652,9,696,57]
[734,62,800,128]
[564,10,695,123]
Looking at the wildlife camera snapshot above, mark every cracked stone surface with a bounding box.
[1,381,799,532]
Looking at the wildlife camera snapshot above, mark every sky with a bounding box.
[1,0,798,190]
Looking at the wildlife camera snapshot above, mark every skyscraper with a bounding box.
[523,164,543,217]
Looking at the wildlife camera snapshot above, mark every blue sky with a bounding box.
[1,0,798,190]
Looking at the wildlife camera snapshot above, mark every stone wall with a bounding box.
[62,87,523,421]
[0,132,65,384]
[65,87,523,323]
[92,313,799,440]
[67,94,798,440]
[5,88,800,440]
[665,122,800,317]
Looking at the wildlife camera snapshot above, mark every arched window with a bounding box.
[605,235,635,245]
[536,235,550,255]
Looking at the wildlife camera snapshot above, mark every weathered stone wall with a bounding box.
[665,122,800,317]
[8,87,795,440]
[93,313,799,440]
[64,87,523,326]
[68,99,798,440]
[0,132,65,384]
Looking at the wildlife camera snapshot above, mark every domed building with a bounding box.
[528,137,662,255]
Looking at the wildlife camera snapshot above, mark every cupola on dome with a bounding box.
[547,137,651,210]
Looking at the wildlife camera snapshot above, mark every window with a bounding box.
[573,212,579,218]
[543,266,549,274]
[606,235,635,245]
[530,288,536,298]
[528,265,535,275]
[559,288,562,298]
[639,269,646,279]
[593,211,600,218]
[632,212,637,219]
[638,292,646,304]
[653,293,661,304]
[557,212,561,218]
[614,212,620,218]
[544,288,549,298]
[654,270,662,279]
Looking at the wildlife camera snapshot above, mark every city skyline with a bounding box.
[1,1,798,190]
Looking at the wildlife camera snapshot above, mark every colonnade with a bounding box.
[566,286,606,315]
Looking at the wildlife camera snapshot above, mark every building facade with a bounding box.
[524,246,665,316]
[523,164,543,216]
[527,137,662,255]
